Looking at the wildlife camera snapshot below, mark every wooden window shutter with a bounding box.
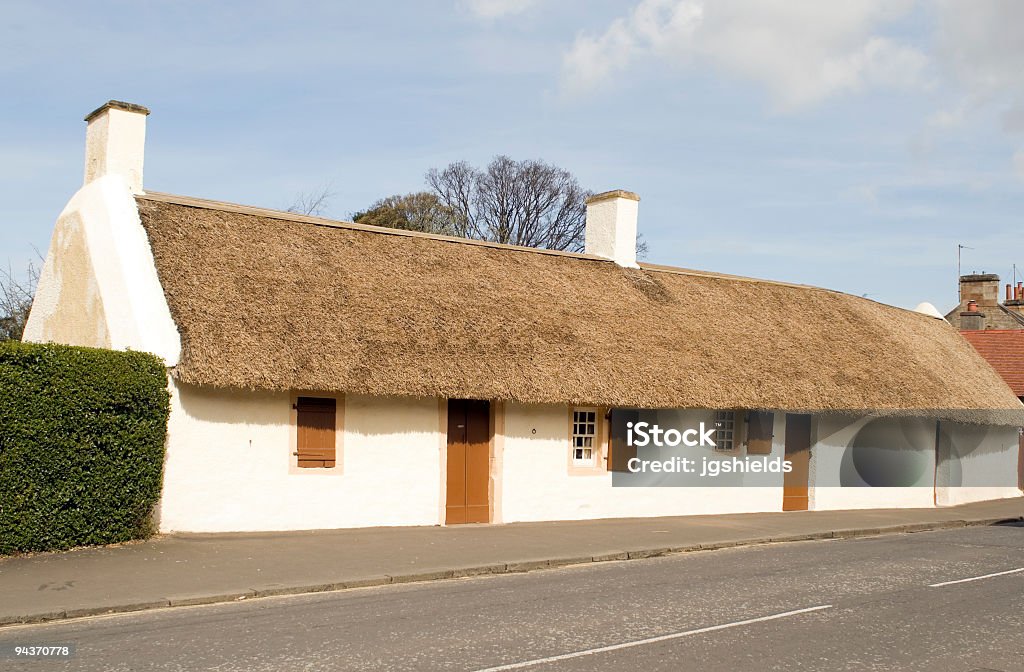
[608,408,639,472]
[746,411,774,455]
[296,397,336,468]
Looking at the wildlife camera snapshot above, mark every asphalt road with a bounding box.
[2,524,1023,671]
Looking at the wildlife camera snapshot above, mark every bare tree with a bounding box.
[1,258,40,341]
[424,161,477,239]
[636,234,649,259]
[351,156,649,258]
[352,192,457,235]
[286,184,335,216]
[426,156,589,252]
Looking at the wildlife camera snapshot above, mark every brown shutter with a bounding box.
[296,397,336,468]
[608,409,639,472]
[747,411,775,455]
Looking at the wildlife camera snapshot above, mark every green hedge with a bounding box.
[0,341,169,554]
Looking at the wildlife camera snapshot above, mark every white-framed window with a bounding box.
[572,408,598,466]
[713,410,737,451]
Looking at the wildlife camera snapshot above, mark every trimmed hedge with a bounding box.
[0,342,169,554]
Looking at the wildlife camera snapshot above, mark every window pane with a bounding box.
[714,410,735,451]
[572,407,598,465]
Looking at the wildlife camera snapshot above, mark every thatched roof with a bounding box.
[136,193,1024,424]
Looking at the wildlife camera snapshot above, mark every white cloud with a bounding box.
[930,2,1024,131]
[1002,105,1024,134]
[560,0,927,109]
[463,0,538,20]
[846,184,879,206]
[560,0,1024,179]
[933,0,1024,101]
[561,0,702,96]
[925,2,1024,174]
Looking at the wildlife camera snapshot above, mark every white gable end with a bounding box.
[23,174,181,365]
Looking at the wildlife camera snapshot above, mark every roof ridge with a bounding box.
[638,263,934,317]
[639,261,831,293]
[137,191,610,263]
[137,190,920,317]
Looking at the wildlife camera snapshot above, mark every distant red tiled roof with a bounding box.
[961,329,1024,396]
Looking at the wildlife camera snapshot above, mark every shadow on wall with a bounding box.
[935,421,1010,488]
[174,381,287,427]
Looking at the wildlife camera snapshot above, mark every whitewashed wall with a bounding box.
[149,391,1024,531]
[499,403,785,523]
[158,383,443,532]
[935,422,1020,506]
[810,415,1021,510]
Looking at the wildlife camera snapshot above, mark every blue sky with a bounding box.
[2,0,1023,311]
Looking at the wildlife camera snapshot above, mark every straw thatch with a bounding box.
[136,193,1024,424]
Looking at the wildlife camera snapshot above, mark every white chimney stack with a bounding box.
[585,190,640,268]
[83,100,149,194]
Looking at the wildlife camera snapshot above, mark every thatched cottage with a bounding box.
[24,102,1024,532]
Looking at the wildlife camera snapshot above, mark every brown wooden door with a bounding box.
[296,397,336,468]
[783,414,812,511]
[446,399,491,524]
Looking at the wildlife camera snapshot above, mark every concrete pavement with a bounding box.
[1,498,1022,627]
[2,523,1024,670]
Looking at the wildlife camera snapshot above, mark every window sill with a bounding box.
[287,464,345,476]
[568,462,608,476]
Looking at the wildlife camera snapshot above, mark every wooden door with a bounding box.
[446,399,491,524]
[296,397,336,468]
[783,414,812,511]
[1018,428,1023,492]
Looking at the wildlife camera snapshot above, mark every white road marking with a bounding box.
[929,567,1024,588]
[472,605,833,672]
